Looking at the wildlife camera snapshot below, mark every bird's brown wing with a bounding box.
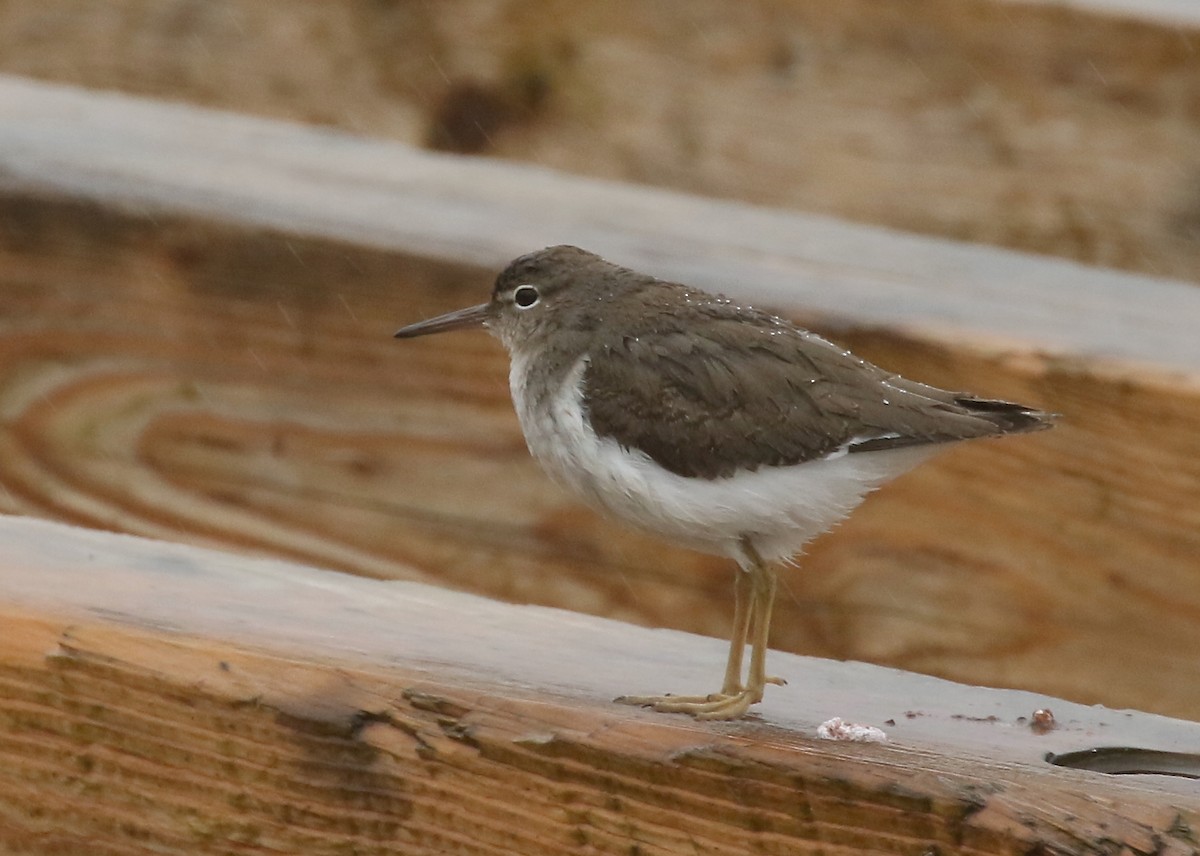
[583,313,1050,479]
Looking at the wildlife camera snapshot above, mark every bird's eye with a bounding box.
[513,285,540,309]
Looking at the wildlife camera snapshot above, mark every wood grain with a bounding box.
[796,326,1200,717]
[0,196,728,632]
[0,515,1197,855]
[2,78,1200,723]
[1,0,1200,282]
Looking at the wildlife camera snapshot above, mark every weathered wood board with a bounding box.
[1,76,1200,723]
[1,515,1197,855]
[1,0,1200,282]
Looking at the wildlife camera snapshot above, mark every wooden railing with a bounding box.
[3,75,1200,721]
[1,68,1199,852]
[1,515,1197,854]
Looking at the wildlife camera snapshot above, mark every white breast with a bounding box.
[510,354,936,565]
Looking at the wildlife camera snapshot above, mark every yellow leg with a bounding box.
[744,549,780,703]
[720,567,753,695]
[615,539,785,720]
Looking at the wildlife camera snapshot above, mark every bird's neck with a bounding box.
[506,337,584,415]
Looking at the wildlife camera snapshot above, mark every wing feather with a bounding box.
[583,309,1051,479]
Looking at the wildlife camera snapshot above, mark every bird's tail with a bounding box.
[954,397,1057,435]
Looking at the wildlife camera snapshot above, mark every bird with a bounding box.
[393,245,1055,720]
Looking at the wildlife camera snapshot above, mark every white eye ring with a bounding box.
[513,284,540,309]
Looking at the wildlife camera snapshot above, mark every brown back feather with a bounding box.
[583,285,1054,479]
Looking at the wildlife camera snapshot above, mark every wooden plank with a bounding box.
[1,76,1200,723]
[0,515,1197,855]
[3,73,1200,372]
[1009,0,1200,24]
[1,0,1200,283]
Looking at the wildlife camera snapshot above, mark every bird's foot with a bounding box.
[615,676,785,721]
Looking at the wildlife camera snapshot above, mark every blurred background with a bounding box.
[4,1,1200,277]
[1,0,1199,720]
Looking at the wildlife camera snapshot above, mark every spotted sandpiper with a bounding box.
[394,245,1054,720]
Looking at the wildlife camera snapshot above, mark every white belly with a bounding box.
[511,355,935,565]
